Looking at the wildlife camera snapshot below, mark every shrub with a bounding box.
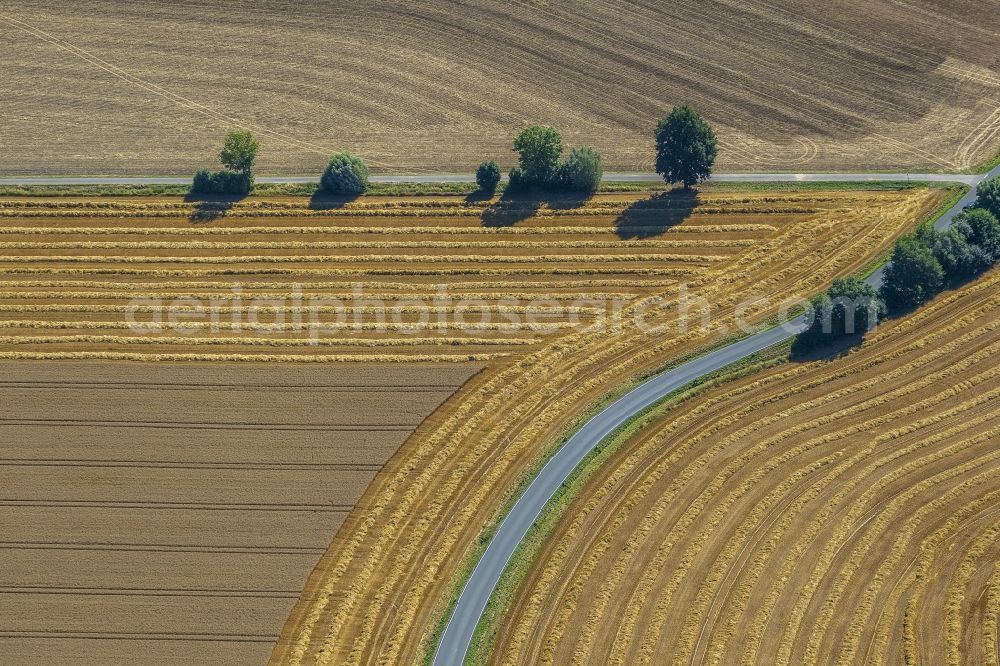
[556,146,603,192]
[512,126,563,187]
[191,169,251,196]
[794,277,884,352]
[476,161,502,194]
[975,175,1000,218]
[655,106,718,188]
[506,168,526,192]
[881,234,945,312]
[320,152,370,195]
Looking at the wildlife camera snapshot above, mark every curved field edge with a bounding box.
[0,185,944,363]
[418,183,966,664]
[267,184,946,665]
[460,343,792,665]
[492,268,1000,666]
[420,320,793,666]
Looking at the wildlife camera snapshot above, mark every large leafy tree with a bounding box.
[881,234,945,312]
[219,130,259,182]
[953,208,1000,262]
[655,106,718,188]
[320,152,370,195]
[929,227,982,279]
[512,125,563,186]
[975,175,1000,218]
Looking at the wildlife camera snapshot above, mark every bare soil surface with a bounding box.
[1,1,997,175]
[0,361,480,665]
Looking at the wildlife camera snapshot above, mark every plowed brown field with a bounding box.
[270,185,949,664]
[491,269,1000,666]
[0,361,480,665]
[0,189,928,361]
[1,1,998,175]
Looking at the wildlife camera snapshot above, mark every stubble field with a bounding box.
[268,185,950,664]
[490,268,1000,666]
[0,184,950,664]
[0,189,934,361]
[1,0,998,175]
[0,361,479,665]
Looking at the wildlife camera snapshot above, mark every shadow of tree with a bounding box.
[308,190,361,211]
[789,331,866,362]
[184,193,247,224]
[481,189,593,227]
[614,189,699,239]
[463,190,494,205]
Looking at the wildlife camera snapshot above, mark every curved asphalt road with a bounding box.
[432,164,999,666]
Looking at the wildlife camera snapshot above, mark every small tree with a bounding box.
[975,175,1000,218]
[512,125,563,187]
[219,130,259,183]
[655,106,718,189]
[320,152,370,195]
[881,234,945,312]
[476,160,502,194]
[556,146,603,192]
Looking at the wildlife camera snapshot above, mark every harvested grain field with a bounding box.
[1,1,998,176]
[0,188,936,361]
[0,361,479,665]
[488,268,1000,666]
[271,185,951,664]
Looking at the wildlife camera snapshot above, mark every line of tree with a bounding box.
[487,125,604,194]
[474,106,718,195]
[195,107,719,199]
[881,184,1000,313]
[795,175,1000,352]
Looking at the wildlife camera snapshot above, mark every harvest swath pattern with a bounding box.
[272,187,947,664]
[492,269,1000,666]
[0,191,897,361]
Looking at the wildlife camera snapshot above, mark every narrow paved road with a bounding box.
[0,172,984,186]
[432,163,1000,665]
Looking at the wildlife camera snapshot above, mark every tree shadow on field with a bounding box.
[481,189,593,228]
[308,190,361,211]
[184,193,247,223]
[463,190,494,205]
[789,331,866,362]
[615,189,699,239]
